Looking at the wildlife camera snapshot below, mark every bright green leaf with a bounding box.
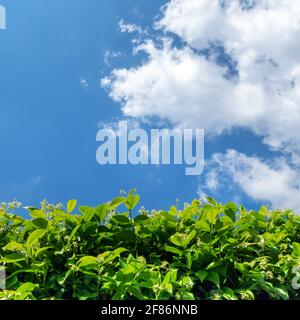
[26,229,47,247]
[79,206,95,222]
[292,242,300,257]
[195,220,210,232]
[164,246,183,256]
[78,256,98,269]
[110,196,126,209]
[95,204,108,222]
[182,230,197,247]
[207,207,218,225]
[16,282,36,294]
[1,253,25,263]
[67,199,77,213]
[126,194,140,210]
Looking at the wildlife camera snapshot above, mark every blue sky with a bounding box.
[1,0,300,213]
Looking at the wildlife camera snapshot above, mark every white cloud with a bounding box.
[119,19,143,34]
[80,78,89,88]
[104,50,122,67]
[102,40,250,133]
[205,169,218,191]
[33,176,42,184]
[157,0,300,152]
[211,150,300,211]
[103,0,300,151]
[102,0,300,208]
[98,118,140,130]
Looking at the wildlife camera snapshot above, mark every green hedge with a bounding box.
[0,191,300,300]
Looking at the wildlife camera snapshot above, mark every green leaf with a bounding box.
[3,241,23,252]
[2,193,300,301]
[164,245,183,256]
[110,196,126,209]
[196,270,208,282]
[95,204,108,222]
[69,225,81,242]
[52,210,75,223]
[225,202,238,212]
[236,289,254,300]
[134,215,150,224]
[110,247,128,260]
[163,269,178,284]
[32,218,48,229]
[110,215,131,226]
[99,248,128,265]
[81,222,97,233]
[207,261,222,270]
[78,256,98,269]
[30,210,46,219]
[26,229,47,247]
[114,230,135,243]
[5,275,19,289]
[259,206,269,216]
[182,230,197,247]
[35,246,53,258]
[170,233,184,247]
[176,292,195,300]
[224,209,236,222]
[206,271,220,288]
[292,242,300,257]
[273,288,289,300]
[97,226,111,233]
[169,206,178,216]
[126,194,140,210]
[67,199,77,213]
[195,220,210,232]
[16,282,36,294]
[206,197,218,206]
[1,253,26,263]
[223,287,238,300]
[127,286,145,300]
[58,269,74,286]
[79,206,95,222]
[206,207,218,225]
[234,262,246,273]
[186,252,192,269]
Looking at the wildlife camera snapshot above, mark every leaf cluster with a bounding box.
[1,192,300,300]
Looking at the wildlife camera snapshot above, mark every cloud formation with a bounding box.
[210,150,300,210]
[102,0,300,209]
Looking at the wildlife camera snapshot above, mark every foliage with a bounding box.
[0,192,300,300]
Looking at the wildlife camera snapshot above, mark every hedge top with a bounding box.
[0,191,300,300]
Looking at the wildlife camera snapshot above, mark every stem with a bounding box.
[129,209,138,257]
[129,209,133,224]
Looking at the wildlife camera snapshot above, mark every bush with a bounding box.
[0,191,300,300]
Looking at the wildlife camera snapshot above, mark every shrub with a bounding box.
[0,191,300,300]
